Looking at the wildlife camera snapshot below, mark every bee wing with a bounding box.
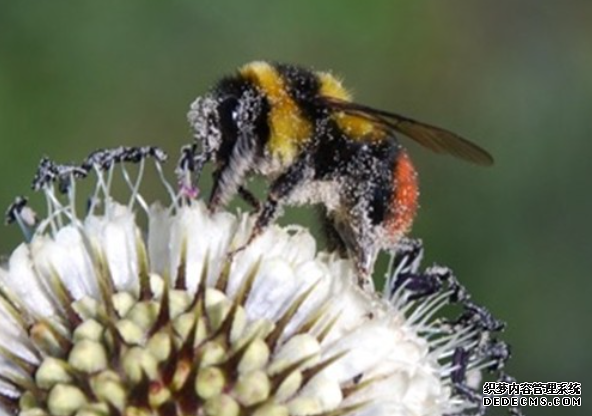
[322,98,494,166]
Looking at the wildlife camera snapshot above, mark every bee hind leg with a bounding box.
[330,214,379,291]
[354,246,379,292]
[317,207,348,257]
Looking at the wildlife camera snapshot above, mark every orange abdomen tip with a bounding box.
[388,151,419,237]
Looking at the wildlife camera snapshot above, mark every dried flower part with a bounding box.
[0,147,519,416]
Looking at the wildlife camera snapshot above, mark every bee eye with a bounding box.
[218,97,239,123]
[217,97,241,146]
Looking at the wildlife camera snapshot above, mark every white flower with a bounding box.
[0,147,516,416]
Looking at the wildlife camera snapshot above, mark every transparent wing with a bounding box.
[322,97,494,166]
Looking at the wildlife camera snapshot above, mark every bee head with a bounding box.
[187,89,266,166]
[187,94,223,162]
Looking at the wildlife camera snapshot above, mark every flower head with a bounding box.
[1,147,519,416]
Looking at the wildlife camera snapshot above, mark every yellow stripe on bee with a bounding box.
[318,71,384,141]
[318,72,351,101]
[240,62,312,163]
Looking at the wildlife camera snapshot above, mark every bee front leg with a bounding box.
[208,133,258,212]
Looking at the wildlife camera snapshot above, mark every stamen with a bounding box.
[4,197,36,242]
[385,240,517,415]
[121,160,149,213]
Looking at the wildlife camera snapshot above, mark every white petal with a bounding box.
[5,244,55,316]
[147,203,173,276]
[402,370,445,414]
[84,205,140,293]
[270,225,317,266]
[168,204,236,290]
[0,379,19,409]
[244,258,299,322]
[280,260,328,336]
[322,320,408,383]
[31,226,98,300]
[292,374,342,412]
[230,221,316,276]
[0,270,38,370]
[271,333,320,371]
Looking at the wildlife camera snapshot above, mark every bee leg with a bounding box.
[208,148,258,213]
[227,199,280,258]
[247,199,278,244]
[328,211,377,291]
[237,155,311,252]
[354,245,378,291]
[251,171,308,242]
[238,186,261,211]
[318,207,348,257]
[207,168,224,211]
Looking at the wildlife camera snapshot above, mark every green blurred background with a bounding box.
[1,1,590,414]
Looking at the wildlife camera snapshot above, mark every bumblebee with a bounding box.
[187,61,493,288]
